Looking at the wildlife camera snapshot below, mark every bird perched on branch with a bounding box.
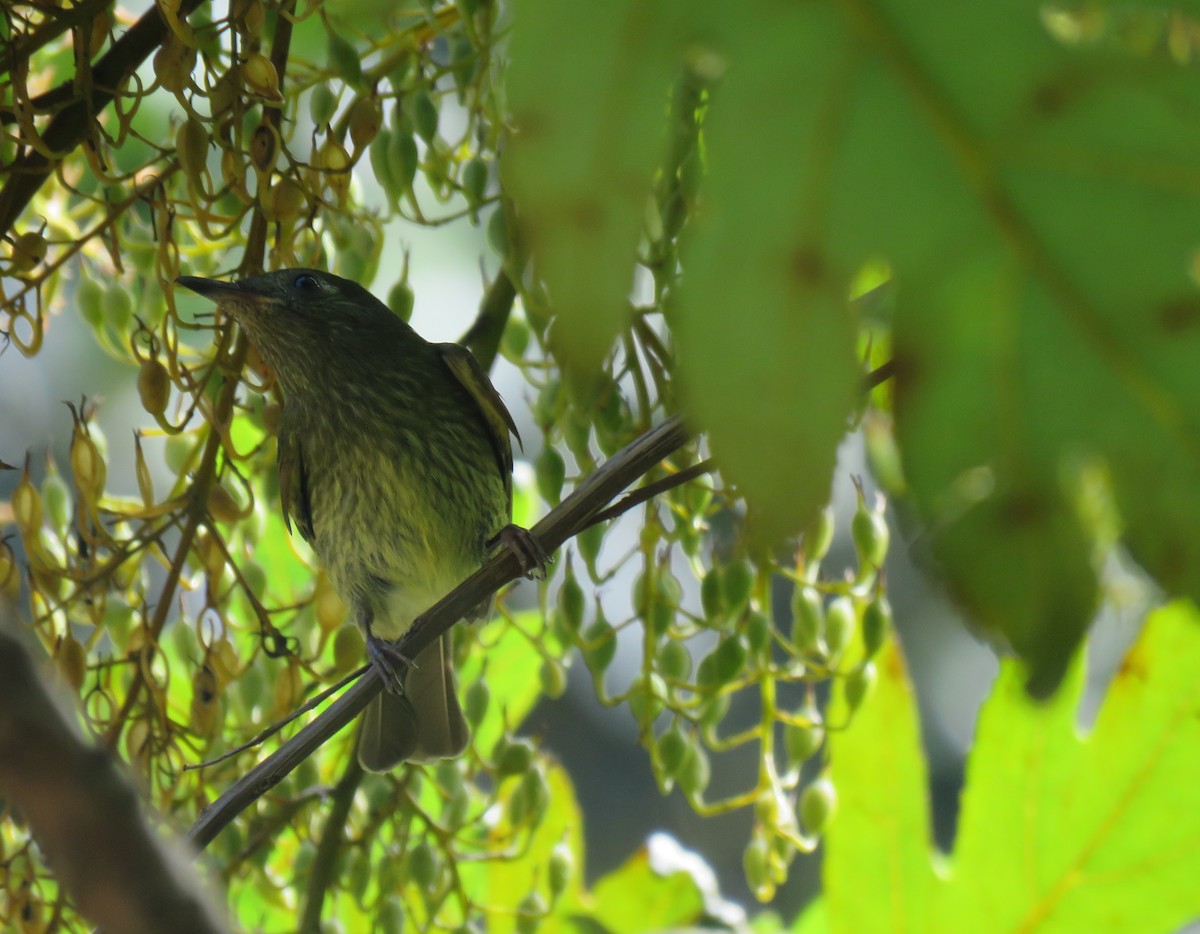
[178,269,544,771]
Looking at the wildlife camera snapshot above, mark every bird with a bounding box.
[177,268,544,771]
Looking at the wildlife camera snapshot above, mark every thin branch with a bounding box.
[863,358,895,391]
[583,457,715,529]
[187,414,692,850]
[298,756,364,934]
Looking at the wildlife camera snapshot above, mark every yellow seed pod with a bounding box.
[233,0,265,37]
[138,358,170,416]
[175,118,210,185]
[264,176,306,223]
[273,662,301,715]
[56,635,87,693]
[207,482,241,524]
[209,69,238,116]
[153,36,194,94]
[242,52,281,100]
[12,468,42,537]
[248,121,280,174]
[348,97,382,151]
[9,231,47,273]
[332,624,364,673]
[317,138,351,203]
[89,9,110,58]
[124,717,153,772]
[210,636,240,684]
[0,541,20,601]
[70,425,106,499]
[190,664,220,737]
[314,571,346,632]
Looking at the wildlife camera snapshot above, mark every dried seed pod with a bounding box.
[207,481,241,524]
[138,358,170,416]
[316,138,351,203]
[12,463,42,536]
[248,121,280,173]
[175,117,210,187]
[264,176,306,223]
[70,423,106,500]
[190,665,220,737]
[153,35,195,93]
[242,52,281,100]
[57,635,87,693]
[347,97,382,151]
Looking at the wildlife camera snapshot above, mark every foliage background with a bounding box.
[1,0,1199,932]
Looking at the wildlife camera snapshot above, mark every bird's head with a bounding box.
[177,268,413,392]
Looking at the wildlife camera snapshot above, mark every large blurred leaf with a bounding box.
[811,603,1200,933]
[503,1,680,376]
[505,0,1200,683]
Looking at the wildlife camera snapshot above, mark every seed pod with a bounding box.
[744,833,772,901]
[248,121,280,174]
[70,425,105,500]
[264,177,306,223]
[272,662,301,715]
[9,231,47,273]
[207,482,241,524]
[784,720,824,765]
[802,504,835,563]
[241,52,281,100]
[233,0,264,36]
[77,277,104,327]
[0,540,20,601]
[548,844,572,901]
[138,358,170,416]
[495,737,534,776]
[824,596,856,660]
[799,776,837,834]
[175,118,210,186]
[89,8,111,58]
[103,284,134,331]
[190,664,220,736]
[844,661,877,714]
[348,97,382,151]
[582,618,616,672]
[386,278,414,322]
[516,892,547,934]
[658,638,691,680]
[209,69,238,115]
[861,593,891,658]
[41,467,69,530]
[675,734,710,798]
[153,35,194,93]
[464,678,488,727]
[656,723,688,779]
[790,585,823,652]
[309,84,338,127]
[332,624,363,673]
[327,33,363,86]
[317,138,351,203]
[57,635,87,693]
[535,445,565,504]
[314,572,346,632]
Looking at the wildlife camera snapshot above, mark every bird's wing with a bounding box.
[436,342,517,504]
[277,426,315,543]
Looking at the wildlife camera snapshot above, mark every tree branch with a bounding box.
[187,413,692,850]
[298,756,364,934]
[0,605,228,934]
[459,267,517,372]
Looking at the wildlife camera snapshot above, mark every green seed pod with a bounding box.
[843,661,877,714]
[377,897,405,934]
[535,445,565,505]
[464,678,488,727]
[138,358,170,416]
[745,610,772,657]
[348,96,382,151]
[462,156,488,207]
[369,128,396,197]
[332,624,364,673]
[783,720,824,766]
[851,489,889,572]
[557,564,585,632]
[548,844,572,900]
[540,660,566,698]
[743,833,772,901]
[41,467,70,531]
[516,892,547,934]
[657,639,691,681]
[791,585,824,652]
[802,504,835,563]
[494,737,534,776]
[77,277,105,328]
[487,205,508,257]
[675,734,710,798]
[700,566,723,624]
[411,88,439,143]
[406,840,438,890]
[720,557,748,614]
[582,618,616,673]
[861,594,891,658]
[387,126,419,194]
[327,33,363,87]
[656,723,688,779]
[103,283,134,331]
[824,596,856,660]
[309,84,338,127]
[799,776,837,834]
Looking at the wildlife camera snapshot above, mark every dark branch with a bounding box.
[298,756,364,934]
[187,414,692,850]
[460,268,517,373]
[0,607,229,934]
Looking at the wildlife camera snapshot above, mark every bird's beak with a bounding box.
[175,275,245,301]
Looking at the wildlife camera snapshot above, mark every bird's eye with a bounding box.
[292,274,320,293]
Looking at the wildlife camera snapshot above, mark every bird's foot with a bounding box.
[489,523,551,580]
[366,634,417,694]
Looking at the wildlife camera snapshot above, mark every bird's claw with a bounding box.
[489,523,551,580]
[366,634,417,694]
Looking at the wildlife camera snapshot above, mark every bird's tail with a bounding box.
[358,635,468,772]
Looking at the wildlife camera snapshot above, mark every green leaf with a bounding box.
[589,844,706,934]
[503,1,679,376]
[824,603,1200,933]
[674,5,860,545]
